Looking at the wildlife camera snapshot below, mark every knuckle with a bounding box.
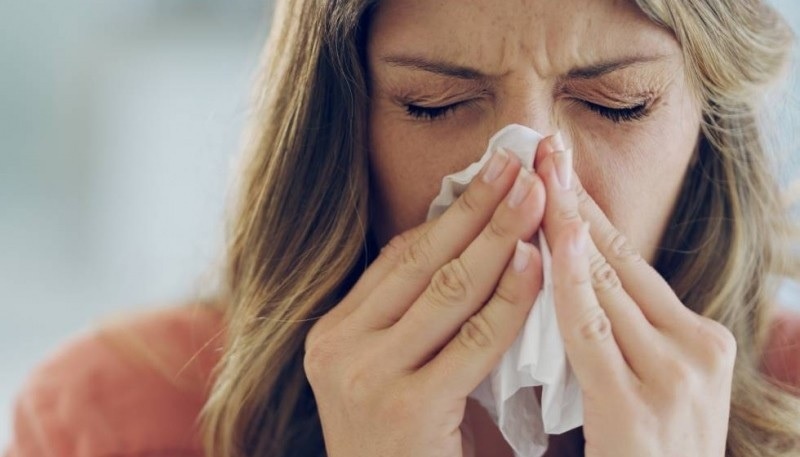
[574,179,590,204]
[485,217,513,241]
[304,317,328,353]
[605,230,642,263]
[382,231,417,263]
[588,254,621,292]
[555,265,592,289]
[572,309,613,344]
[456,187,482,215]
[428,258,473,306]
[302,347,320,380]
[661,357,698,395]
[557,207,581,222]
[588,251,605,271]
[457,313,496,351]
[695,317,738,369]
[493,281,522,307]
[341,363,379,403]
[399,235,435,278]
[304,336,336,382]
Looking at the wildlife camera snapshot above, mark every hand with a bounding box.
[533,136,736,457]
[304,148,546,457]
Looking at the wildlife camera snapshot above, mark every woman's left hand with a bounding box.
[533,135,736,457]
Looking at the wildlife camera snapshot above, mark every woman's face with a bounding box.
[366,0,702,263]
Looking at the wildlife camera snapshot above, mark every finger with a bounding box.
[537,141,660,375]
[351,148,524,330]
[571,171,697,329]
[568,174,735,382]
[415,241,543,400]
[388,170,546,367]
[551,221,637,397]
[316,220,435,335]
[533,131,565,170]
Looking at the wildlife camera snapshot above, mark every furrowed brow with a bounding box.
[380,53,667,81]
[381,55,490,81]
[566,55,666,79]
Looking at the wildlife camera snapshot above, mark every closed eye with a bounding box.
[404,99,651,123]
[404,100,471,121]
[583,101,651,123]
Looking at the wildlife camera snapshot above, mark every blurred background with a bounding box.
[0,0,273,446]
[0,0,798,448]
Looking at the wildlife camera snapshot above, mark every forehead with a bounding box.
[367,0,678,78]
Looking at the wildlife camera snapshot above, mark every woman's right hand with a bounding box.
[304,147,547,457]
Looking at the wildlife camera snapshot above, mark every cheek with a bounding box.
[571,99,700,261]
[368,110,495,244]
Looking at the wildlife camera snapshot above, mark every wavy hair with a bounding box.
[200,0,800,455]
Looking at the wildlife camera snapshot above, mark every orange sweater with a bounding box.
[4,306,224,457]
[4,305,800,456]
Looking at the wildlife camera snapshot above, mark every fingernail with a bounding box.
[570,222,589,255]
[507,168,532,208]
[513,240,531,272]
[552,131,566,152]
[482,147,510,183]
[554,148,573,190]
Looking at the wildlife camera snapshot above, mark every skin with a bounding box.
[304,0,736,456]
[366,0,701,262]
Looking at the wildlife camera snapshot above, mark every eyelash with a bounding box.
[404,99,651,123]
[583,101,651,123]
[404,101,469,121]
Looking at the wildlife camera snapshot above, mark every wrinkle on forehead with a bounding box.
[368,0,679,82]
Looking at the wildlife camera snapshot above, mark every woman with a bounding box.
[6,0,800,456]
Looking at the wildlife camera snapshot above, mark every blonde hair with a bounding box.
[200,0,800,455]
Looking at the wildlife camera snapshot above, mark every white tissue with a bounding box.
[426,124,583,457]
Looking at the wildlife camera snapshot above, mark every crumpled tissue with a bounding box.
[425,124,583,457]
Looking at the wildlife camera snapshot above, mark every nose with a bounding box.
[495,92,563,168]
[495,87,559,141]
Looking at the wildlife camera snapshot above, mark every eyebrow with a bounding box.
[380,54,665,81]
[382,55,488,80]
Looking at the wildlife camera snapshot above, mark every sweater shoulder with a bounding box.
[5,304,225,457]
